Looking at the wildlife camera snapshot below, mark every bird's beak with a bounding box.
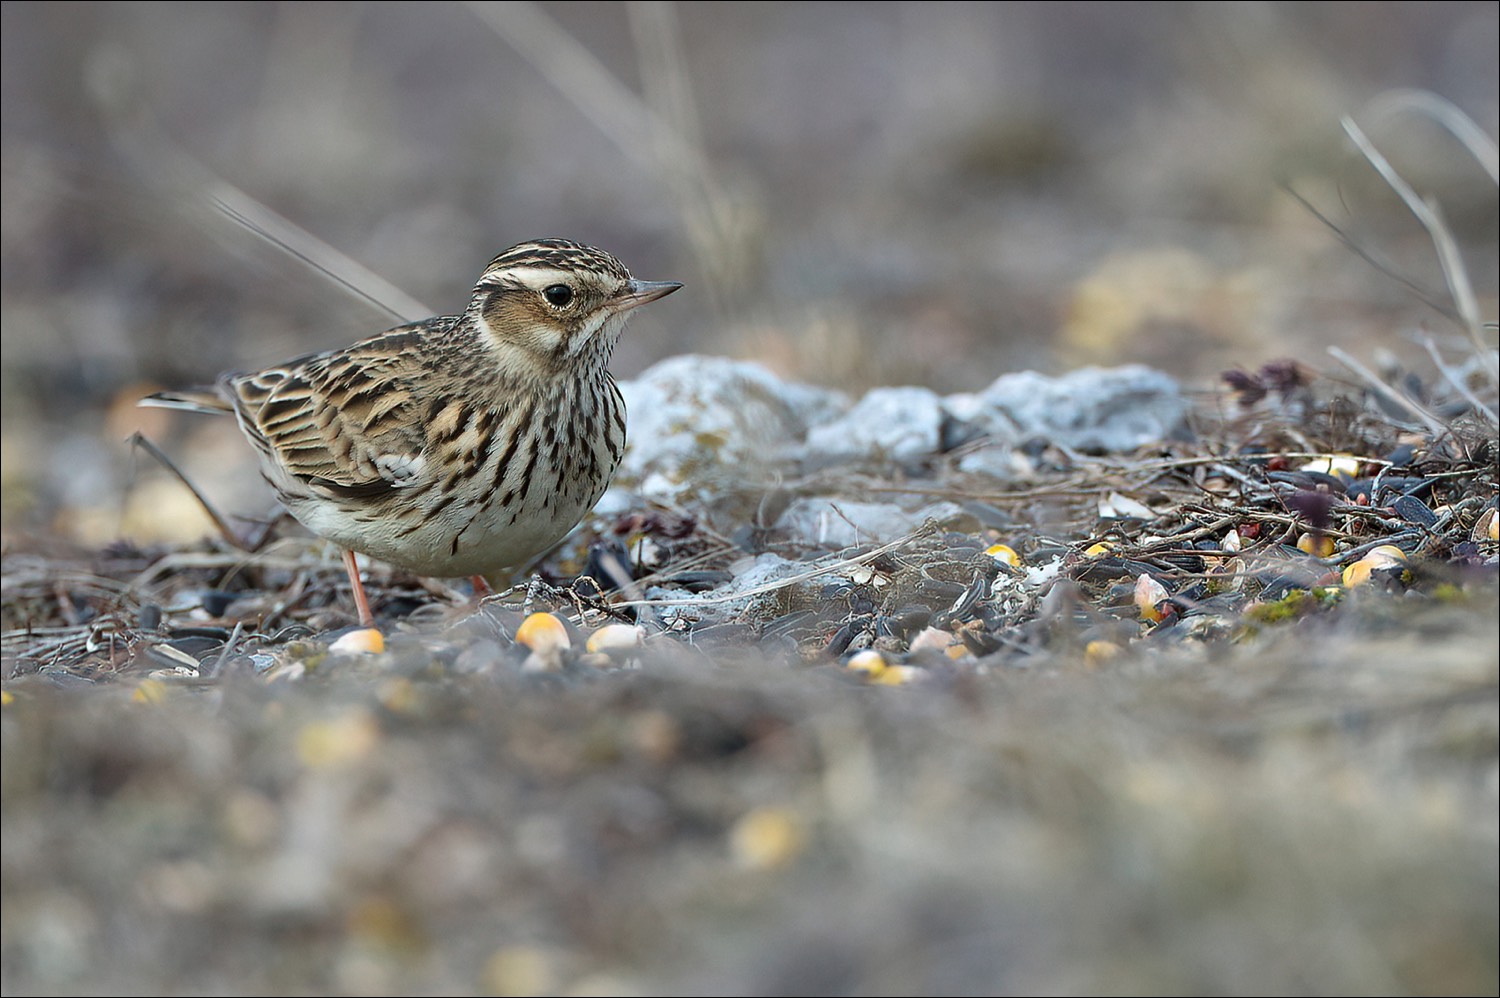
[610,279,683,313]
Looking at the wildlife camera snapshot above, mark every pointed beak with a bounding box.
[610,279,683,313]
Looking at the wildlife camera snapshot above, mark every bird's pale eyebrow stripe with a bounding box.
[480,266,585,292]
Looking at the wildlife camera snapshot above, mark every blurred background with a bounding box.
[2,1,1497,546]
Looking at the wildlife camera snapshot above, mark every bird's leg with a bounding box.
[342,549,376,627]
[522,574,548,616]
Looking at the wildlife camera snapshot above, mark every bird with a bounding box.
[141,238,681,627]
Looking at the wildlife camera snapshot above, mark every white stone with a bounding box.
[616,355,848,497]
[803,385,946,463]
[954,365,1185,453]
[775,498,967,548]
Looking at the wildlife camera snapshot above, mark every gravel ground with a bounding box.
[5,368,1497,995]
[3,5,1497,995]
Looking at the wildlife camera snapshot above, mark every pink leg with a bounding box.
[342,549,375,627]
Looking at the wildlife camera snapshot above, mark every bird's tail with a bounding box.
[137,389,233,415]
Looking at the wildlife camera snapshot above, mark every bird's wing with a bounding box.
[224,324,439,502]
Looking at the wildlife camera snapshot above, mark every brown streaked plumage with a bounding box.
[143,238,681,626]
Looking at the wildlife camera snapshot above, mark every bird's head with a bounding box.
[469,238,680,374]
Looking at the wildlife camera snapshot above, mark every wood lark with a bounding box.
[143,238,681,626]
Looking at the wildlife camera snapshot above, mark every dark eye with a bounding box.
[543,284,574,308]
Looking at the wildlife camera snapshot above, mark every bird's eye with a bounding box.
[542,284,575,308]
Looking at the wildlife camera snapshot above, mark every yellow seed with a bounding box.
[1341,545,1409,587]
[517,612,572,673]
[585,623,644,655]
[328,627,384,656]
[1300,454,1360,478]
[346,896,417,949]
[1085,640,1122,667]
[1341,559,1373,588]
[985,543,1022,567]
[296,709,380,768]
[132,679,170,704]
[516,612,571,653]
[872,664,923,686]
[1134,573,1170,622]
[846,650,887,677]
[483,946,557,998]
[378,678,419,714]
[1085,541,1113,557]
[730,806,805,869]
[1297,532,1335,558]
